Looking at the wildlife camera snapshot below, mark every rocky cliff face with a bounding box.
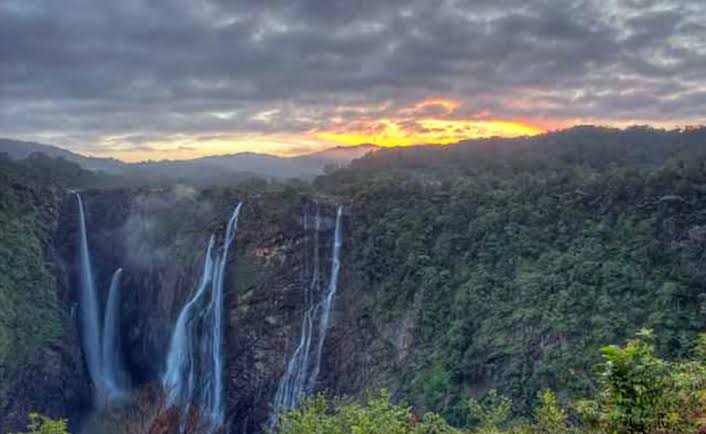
[0,187,91,433]
[3,186,404,434]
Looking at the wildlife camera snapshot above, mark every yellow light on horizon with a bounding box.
[83,96,548,162]
[85,133,338,162]
[314,118,544,147]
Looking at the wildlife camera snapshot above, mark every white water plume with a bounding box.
[269,204,343,428]
[163,202,243,433]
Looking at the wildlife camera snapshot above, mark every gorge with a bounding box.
[4,0,706,429]
[12,185,355,434]
[2,127,706,433]
[77,194,128,402]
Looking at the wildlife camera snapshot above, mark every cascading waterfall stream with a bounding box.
[163,236,216,408]
[309,205,343,389]
[76,194,128,401]
[270,206,322,422]
[102,268,126,398]
[76,194,103,391]
[163,202,243,432]
[269,205,343,427]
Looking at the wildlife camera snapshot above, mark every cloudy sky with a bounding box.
[1,0,705,161]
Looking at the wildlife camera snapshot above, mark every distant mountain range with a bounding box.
[0,138,379,181]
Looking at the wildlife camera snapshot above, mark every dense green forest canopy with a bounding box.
[348,125,706,174]
[275,331,706,434]
[0,156,66,385]
[17,332,706,434]
[314,125,706,421]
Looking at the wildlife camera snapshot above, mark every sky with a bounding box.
[1,0,705,161]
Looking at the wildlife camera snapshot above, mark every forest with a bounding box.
[2,126,706,433]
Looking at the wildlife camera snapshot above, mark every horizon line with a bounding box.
[3,123,705,164]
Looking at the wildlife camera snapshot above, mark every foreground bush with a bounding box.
[12,413,69,434]
[276,331,706,434]
[576,330,706,434]
[274,391,461,434]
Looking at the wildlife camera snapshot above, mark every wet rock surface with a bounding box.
[2,187,402,434]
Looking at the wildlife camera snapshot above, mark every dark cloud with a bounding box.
[0,0,704,154]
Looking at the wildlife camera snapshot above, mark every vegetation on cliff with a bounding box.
[317,126,706,421]
[0,158,63,387]
[3,126,706,432]
[11,413,70,434]
[276,331,706,434]
[15,331,706,433]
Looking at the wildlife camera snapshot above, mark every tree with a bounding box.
[12,413,70,434]
[576,330,706,434]
[534,390,569,434]
[466,390,512,433]
[274,391,461,434]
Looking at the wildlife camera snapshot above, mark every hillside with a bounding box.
[0,139,126,173]
[0,139,379,183]
[350,126,706,173]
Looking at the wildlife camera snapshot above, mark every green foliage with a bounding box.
[12,413,70,434]
[0,153,106,189]
[348,126,706,175]
[467,390,512,432]
[0,165,62,387]
[533,391,568,434]
[275,391,461,434]
[324,152,706,420]
[597,330,670,433]
[276,335,706,434]
[5,128,706,432]
[576,330,706,434]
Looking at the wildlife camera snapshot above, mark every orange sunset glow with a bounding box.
[314,118,544,147]
[4,0,703,163]
[313,98,545,148]
[79,98,548,161]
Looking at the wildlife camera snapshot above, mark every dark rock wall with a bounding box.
[0,190,91,433]
[2,186,407,434]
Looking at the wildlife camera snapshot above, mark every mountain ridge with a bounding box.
[0,139,380,181]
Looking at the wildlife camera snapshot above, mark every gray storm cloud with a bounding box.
[1,0,704,153]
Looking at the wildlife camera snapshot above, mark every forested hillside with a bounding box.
[350,126,706,173]
[0,157,64,384]
[317,126,706,422]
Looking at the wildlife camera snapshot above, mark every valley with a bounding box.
[1,127,706,433]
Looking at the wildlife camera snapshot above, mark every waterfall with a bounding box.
[76,194,103,392]
[102,268,126,399]
[210,202,242,425]
[163,236,216,407]
[269,206,322,422]
[163,202,243,432]
[76,194,128,401]
[309,205,343,390]
[269,205,343,427]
